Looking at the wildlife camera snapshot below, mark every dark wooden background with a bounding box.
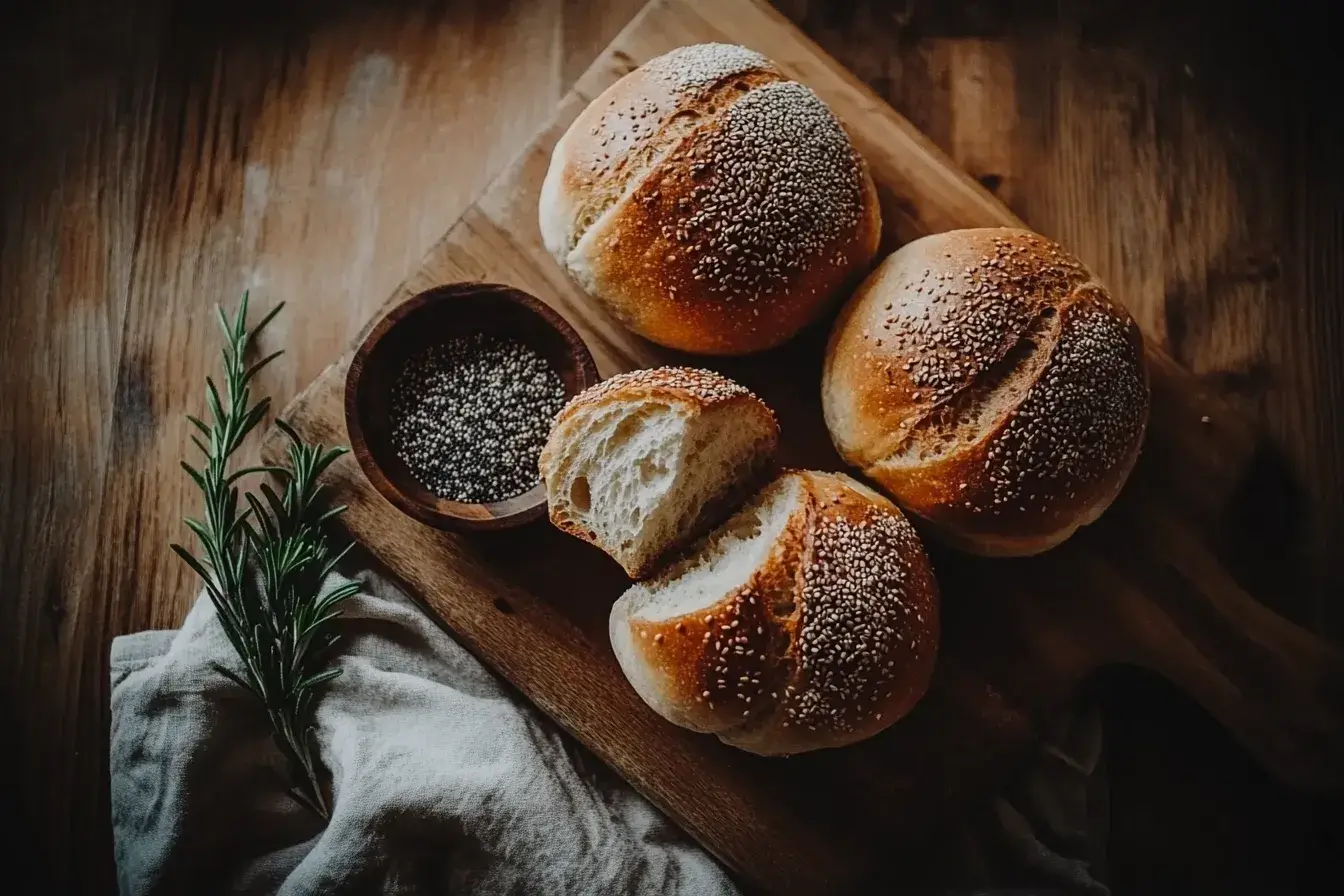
[1,0,1339,892]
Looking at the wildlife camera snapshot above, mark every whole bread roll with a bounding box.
[822,228,1150,556]
[540,367,779,578]
[539,43,881,355]
[610,470,939,755]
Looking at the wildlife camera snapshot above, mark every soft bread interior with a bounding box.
[549,399,775,576]
[610,475,801,731]
[622,474,800,622]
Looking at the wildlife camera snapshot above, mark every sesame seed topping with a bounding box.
[643,43,770,92]
[841,229,1147,523]
[657,80,866,300]
[982,295,1146,509]
[785,496,934,735]
[557,367,762,419]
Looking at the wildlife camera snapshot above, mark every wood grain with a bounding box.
[266,0,1344,891]
[3,0,1340,892]
[0,1,644,891]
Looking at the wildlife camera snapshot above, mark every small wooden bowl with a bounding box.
[345,282,599,532]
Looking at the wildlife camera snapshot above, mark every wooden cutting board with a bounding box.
[265,0,1344,891]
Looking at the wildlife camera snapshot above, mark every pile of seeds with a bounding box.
[389,333,566,503]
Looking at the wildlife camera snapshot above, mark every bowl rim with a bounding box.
[343,281,599,533]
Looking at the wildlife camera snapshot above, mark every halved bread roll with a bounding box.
[610,470,939,756]
[539,367,779,578]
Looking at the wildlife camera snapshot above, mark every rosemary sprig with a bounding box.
[171,293,358,818]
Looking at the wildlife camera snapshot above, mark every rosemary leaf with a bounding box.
[171,297,357,819]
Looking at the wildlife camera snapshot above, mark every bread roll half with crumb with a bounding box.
[539,367,778,578]
[822,228,1150,556]
[610,470,939,756]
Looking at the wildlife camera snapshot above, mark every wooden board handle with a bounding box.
[1087,484,1344,790]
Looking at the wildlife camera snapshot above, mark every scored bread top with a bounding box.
[614,475,808,736]
[540,44,781,263]
[723,472,939,754]
[540,43,881,355]
[614,470,939,755]
[822,228,1149,551]
[602,78,869,296]
[766,476,935,744]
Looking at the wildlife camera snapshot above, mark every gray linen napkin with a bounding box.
[110,568,1106,895]
[110,569,738,895]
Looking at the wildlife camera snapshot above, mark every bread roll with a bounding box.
[822,228,1150,556]
[610,470,939,755]
[540,367,779,578]
[539,43,881,355]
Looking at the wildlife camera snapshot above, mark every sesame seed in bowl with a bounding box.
[345,283,599,532]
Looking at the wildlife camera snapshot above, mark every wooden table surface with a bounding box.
[2,0,1339,892]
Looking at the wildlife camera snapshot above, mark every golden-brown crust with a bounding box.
[541,44,882,356]
[542,47,784,264]
[724,472,939,754]
[583,145,880,355]
[614,470,940,754]
[822,228,1150,555]
[543,366,773,442]
[626,500,806,733]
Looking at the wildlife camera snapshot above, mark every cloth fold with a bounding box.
[111,570,736,895]
[111,569,1107,895]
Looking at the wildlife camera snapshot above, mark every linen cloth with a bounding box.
[110,568,1106,895]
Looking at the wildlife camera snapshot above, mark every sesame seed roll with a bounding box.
[822,228,1150,556]
[611,470,939,756]
[540,43,882,356]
